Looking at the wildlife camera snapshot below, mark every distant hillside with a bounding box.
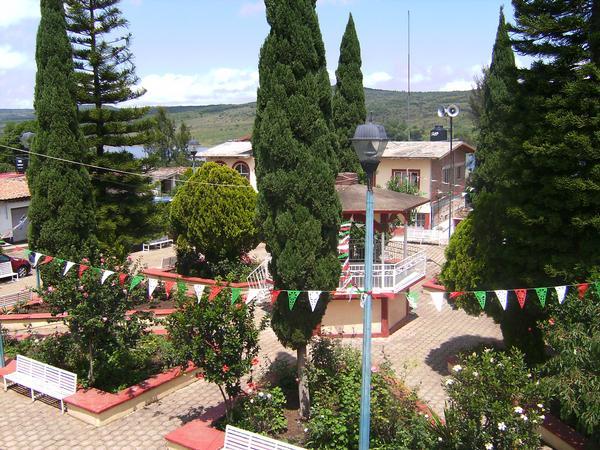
[0,88,475,146]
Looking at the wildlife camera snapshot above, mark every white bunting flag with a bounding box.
[347,285,358,302]
[246,288,260,304]
[148,278,159,297]
[337,243,350,252]
[308,290,321,312]
[555,285,567,304]
[430,292,445,312]
[63,261,75,276]
[100,270,115,284]
[32,252,42,267]
[495,290,508,310]
[193,284,206,303]
[360,293,367,308]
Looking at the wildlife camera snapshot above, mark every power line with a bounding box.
[0,143,254,189]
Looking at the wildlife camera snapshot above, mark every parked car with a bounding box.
[0,253,31,278]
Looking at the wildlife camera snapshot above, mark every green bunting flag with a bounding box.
[177,281,187,293]
[474,291,486,309]
[338,252,349,260]
[535,287,547,307]
[406,291,419,309]
[231,287,242,304]
[288,290,301,310]
[130,275,144,290]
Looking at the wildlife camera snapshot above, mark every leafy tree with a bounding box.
[253,0,342,419]
[28,0,97,261]
[39,257,151,386]
[174,122,192,165]
[539,286,600,443]
[332,13,366,173]
[0,121,37,172]
[170,162,258,278]
[66,0,151,155]
[166,288,262,420]
[433,348,545,449]
[144,107,191,165]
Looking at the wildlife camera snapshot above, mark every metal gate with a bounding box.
[10,207,28,243]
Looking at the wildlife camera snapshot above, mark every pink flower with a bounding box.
[82,258,89,263]
[371,366,379,373]
[222,365,230,373]
[549,318,555,326]
[251,357,260,366]
[83,292,88,298]
[47,286,55,293]
[100,258,105,263]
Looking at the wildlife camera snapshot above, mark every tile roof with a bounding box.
[383,141,475,159]
[147,167,189,179]
[202,141,253,158]
[0,174,30,201]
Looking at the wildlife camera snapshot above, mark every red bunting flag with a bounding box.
[78,265,89,278]
[271,290,281,305]
[577,283,589,299]
[40,256,54,265]
[119,273,128,286]
[164,280,176,298]
[515,289,527,309]
[208,286,223,301]
[449,291,464,300]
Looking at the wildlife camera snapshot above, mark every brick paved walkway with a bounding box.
[0,244,502,448]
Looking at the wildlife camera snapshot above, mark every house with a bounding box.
[0,173,30,243]
[147,167,190,198]
[203,138,475,229]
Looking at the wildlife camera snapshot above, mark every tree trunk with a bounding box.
[297,344,310,420]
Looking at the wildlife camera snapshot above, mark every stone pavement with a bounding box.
[0,243,503,448]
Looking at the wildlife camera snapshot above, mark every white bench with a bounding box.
[224,425,305,449]
[142,236,173,252]
[3,354,77,413]
[0,261,17,282]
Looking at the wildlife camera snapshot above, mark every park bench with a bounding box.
[223,425,305,449]
[142,235,173,252]
[3,354,77,414]
[0,261,17,282]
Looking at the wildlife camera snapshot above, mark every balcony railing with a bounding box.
[338,250,427,294]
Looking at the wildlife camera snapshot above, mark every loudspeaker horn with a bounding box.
[447,104,460,117]
[437,106,446,118]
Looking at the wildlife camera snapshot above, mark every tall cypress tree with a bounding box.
[28,0,97,261]
[253,0,341,418]
[332,13,366,173]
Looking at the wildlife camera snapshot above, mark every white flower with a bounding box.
[258,392,264,398]
[445,379,455,386]
[485,443,493,449]
[452,364,462,372]
[520,414,528,421]
[267,393,272,399]
[537,403,544,409]
[303,428,308,432]
[438,437,443,442]
[472,352,477,357]
[497,422,506,431]
[472,371,479,377]
[490,358,495,363]
[527,373,532,378]
[250,399,254,403]
[484,348,491,353]
[539,415,545,420]
[514,406,524,414]
[497,362,503,367]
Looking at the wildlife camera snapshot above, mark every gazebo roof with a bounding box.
[335,184,429,215]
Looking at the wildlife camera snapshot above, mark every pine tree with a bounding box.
[28,0,97,261]
[253,0,341,418]
[332,13,366,173]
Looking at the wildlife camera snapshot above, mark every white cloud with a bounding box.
[0,0,40,28]
[363,71,393,88]
[239,1,265,16]
[0,45,26,70]
[439,79,475,91]
[327,69,336,85]
[126,68,260,106]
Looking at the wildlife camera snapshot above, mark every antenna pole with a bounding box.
[407,10,411,141]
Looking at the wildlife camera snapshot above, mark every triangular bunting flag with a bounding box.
[130,275,144,290]
[177,281,186,293]
[287,290,301,310]
[208,286,223,301]
[535,287,547,307]
[231,287,242,304]
[246,288,260,304]
[148,278,159,298]
[193,284,206,303]
[24,249,31,256]
[577,283,589,299]
[271,290,281,305]
[78,265,89,278]
[430,292,444,311]
[555,285,567,304]
[101,270,115,284]
[339,222,352,232]
[515,289,527,309]
[341,258,350,273]
[165,281,176,298]
[32,252,42,267]
[337,243,349,252]
[119,273,128,286]
[338,252,349,260]
[63,261,76,276]
[41,256,53,265]
[495,290,508,310]
[449,291,464,300]
[360,292,368,308]
[407,291,419,309]
[474,291,486,309]
[308,290,321,312]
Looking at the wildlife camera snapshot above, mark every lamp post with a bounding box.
[436,104,460,239]
[351,117,388,450]
[188,139,199,171]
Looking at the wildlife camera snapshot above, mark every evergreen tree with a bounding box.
[332,13,366,173]
[253,0,341,418]
[28,0,97,261]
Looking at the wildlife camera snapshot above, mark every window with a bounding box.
[233,161,250,180]
[456,165,462,180]
[442,167,451,184]
[391,169,420,189]
[416,213,427,228]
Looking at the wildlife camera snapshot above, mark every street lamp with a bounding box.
[188,139,199,171]
[351,116,388,450]
[436,104,460,239]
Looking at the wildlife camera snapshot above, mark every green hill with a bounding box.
[0,88,475,146]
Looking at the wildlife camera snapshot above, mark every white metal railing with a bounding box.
[246,257,271,302]
[0,289,32,309]
[338,251,426,293]
[406,227,449,245]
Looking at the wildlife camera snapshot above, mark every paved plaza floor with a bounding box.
[0,243,503,448]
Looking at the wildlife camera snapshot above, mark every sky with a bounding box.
[0,0,527,109]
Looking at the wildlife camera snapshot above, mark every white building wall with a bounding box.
[0,199,30,239]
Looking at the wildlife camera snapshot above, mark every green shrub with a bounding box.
[435,348,545,449]
[229,387,287,436]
